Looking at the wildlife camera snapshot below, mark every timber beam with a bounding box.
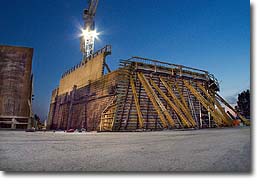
[160,77,196,127]
[137,73,171,128]
[183,80,224,127]
[196,83,233,126]
[130,75,144,129]
[149,78,191,128]
[215,93,250,126]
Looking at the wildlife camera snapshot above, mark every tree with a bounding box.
[235,90,250,119]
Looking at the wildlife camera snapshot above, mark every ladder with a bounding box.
[187,90,199,126]
[99,97,117,131]
[197,83,232,126]
[183,80,223,127]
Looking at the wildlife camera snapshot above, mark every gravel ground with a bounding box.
[0,127,251,172]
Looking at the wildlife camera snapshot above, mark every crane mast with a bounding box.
[80,0,99,60]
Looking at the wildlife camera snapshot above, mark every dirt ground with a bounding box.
[0,127,251,172]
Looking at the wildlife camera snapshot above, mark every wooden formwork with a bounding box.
[48,71,118,131]
[48,56,250,132]
[103,57,250,131]
[0,45,33,129]
[112,61,207,131]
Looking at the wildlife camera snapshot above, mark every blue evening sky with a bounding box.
[0,0,250,120]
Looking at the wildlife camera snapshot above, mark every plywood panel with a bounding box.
[48,71,119,131]
[58,53,105,95]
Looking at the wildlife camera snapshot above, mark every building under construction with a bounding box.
[47,0,250,131]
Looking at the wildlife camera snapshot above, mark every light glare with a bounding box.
[81,29,100,40]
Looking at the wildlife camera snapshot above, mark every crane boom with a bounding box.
[80,0,99,60]
[88,0,98,16]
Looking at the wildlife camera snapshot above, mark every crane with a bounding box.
[80,0,99,60]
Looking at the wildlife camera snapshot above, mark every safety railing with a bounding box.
[127,56,208,75]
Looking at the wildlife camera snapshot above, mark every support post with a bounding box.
[197,83,232,126]
[137,73,168,128]
[149,78,193,128]
[160,77,196,127]
[130,75,144,129]
[183,80,223,126]
[215,93,250,126]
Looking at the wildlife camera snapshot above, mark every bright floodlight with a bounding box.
[80,28,100,59]
[81,29,100,40]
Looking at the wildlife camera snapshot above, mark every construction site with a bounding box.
[0,1,250,132]
[0,0,251,172]
[47,0,250,132]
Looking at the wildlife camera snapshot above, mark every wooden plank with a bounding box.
[118,77,131,128]
[160,77,196,127]
[183,80,223,126]
[149,78,192,128]
[215,93,250,126]
[129,75,144,129]
[124,94,134,130]
[137,73,168,128]
[174,82,190,111]
[197,83,232,126]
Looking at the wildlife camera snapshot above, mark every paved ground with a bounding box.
[0,127,251,172]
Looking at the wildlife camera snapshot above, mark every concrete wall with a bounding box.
[58,53,105,95]
[0,45,33,118]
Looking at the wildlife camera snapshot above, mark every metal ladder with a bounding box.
[183,80,224,127]
[187,90,199,126]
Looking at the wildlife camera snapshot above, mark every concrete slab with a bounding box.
[0,127,251,172]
